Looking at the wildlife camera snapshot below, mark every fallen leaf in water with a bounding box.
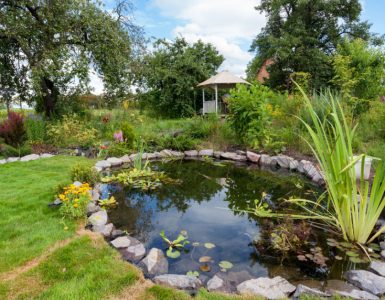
[199,264,211,272]
[199,256,212,263]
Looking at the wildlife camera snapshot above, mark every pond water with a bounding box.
[104,159,363,283]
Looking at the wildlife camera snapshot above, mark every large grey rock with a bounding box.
[303,163,318,178]
[87,202,100,215]
[326,279,379,300]
[370,261,385,277]
[345,270,385,296]
[246,151,260,163]
[120,155,131,163]
[259,154,272,166]
[93,223,113,237]
[220,152,247,162]
[0,159,6,164]
[139,248,168,276]
[88,210,108,227]
[207,275,225,292]
[20,154,40,162]
[289,159,299,171]
[276,155,293,169]
[293,284,331,298]
[110,236,138,249]
[95,160,111,169]
[160,149,184,158]
[184,150,198,157]
[143,152,160,160]
[92,190,100,202]
[298,160,311,173]
[312,171,324,185]
[198,149,214,157]
[213,151,223,159]
[122,242,146,262]
[6,157,19,163]
[153,274,202,291]
[40,153,54,158]
[111,229,125,239]
[237,276,296,299]
[107,157,123,167]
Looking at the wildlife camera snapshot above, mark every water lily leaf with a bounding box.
[186,271,199,277]
[192,242,200,247]
[346,251,359,257]
[199,264,211,272]
[199,256,212,263]
[349,257,365,263]
[340,242,354,248]
[219,261,233,270]
[166,248,180,259]
[204,243,216,249]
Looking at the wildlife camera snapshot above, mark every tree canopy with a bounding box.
[0,0,140,117]
[138,37,224,118]
[248,0,381,90]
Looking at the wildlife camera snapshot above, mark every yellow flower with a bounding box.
[74,198,79,203]
[59,194,66,200]
[73,203,79,208]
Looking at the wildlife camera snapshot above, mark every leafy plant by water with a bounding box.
[249,87,385,245]
[160,230,189,259]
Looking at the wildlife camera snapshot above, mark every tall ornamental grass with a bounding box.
[298,87,385,244]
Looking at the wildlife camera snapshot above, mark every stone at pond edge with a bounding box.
[246,151,260,163]
[111,229,125,239]
[289,159,299,171]
[213,151,223,159]
[370,261,385,277]
[87,202,100,215]
[153,274,202,291]
[20,154,40,162]
[207,275,224,292]
[345,270,385,296]
[293,284,331,298]
[93,223,113,237]
[0,159,6,164]
[184,150,198,157]
[121,243,146,262]
[220,152,247,162]
[111,236,139,249]
[325,279,379,300]
[120,155,131,163]
[40,153,54,158]
[6,157,19,163]
[107,157,123,167]
[237,276,296,299]
[259,154,272,166]
[139,248,168,276]
[275,155,293,169]
[199,149,214,157]
[88,210,108,227]
[95,160,111,169]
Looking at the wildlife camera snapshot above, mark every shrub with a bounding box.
[0,143,31,158]
[121,122,135,148]
[25,116,46,144]
[107,142,131,157]
[70,164,100,186]
[0,111,26,147]
[47,115,99,148]
[227,83,275,149]
[58,183,92,219]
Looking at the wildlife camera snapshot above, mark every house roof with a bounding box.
[197,71,250,88]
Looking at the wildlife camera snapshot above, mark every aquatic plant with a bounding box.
[160,230,189,258]
[98,196,117,209]
[250,87,385,245]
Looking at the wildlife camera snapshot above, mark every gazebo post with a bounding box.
[202,89,205,115]
[215,84,218,114]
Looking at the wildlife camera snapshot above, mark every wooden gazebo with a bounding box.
[197,71,250,114]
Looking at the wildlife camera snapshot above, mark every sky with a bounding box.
[90,0,385,94]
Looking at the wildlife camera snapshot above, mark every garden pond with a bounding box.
[101,159,376,283]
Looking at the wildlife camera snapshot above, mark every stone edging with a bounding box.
[80,149,385,299]
[0,153,55,165]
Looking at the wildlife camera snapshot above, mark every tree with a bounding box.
[0,0,140,117]
[332,38,385,115]
[138,37,224,118]
[249,0,381,90]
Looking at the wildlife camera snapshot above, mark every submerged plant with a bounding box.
[248,86,385,245]
[160,230,190,258]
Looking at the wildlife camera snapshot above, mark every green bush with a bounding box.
[70,164,100,186]
[107,142,131,157]
[121,122,135,148]
[25,116,46,144]
[227,83,275,149]
[0,143,31,158]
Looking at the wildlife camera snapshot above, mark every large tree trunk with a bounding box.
[40,77,59,118]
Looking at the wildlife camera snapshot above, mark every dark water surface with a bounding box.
[105,159,355,282]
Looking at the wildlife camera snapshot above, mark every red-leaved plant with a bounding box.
[0,111,27,147]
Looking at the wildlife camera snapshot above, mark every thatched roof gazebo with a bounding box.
[197,71,250,114]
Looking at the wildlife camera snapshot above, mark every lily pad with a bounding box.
[219,261,233,270]
[186,271,199,277]
[346,251,359,257]
[204,243,216,249]
[199,256,212,263]
[166,248,181,259]
[192,242,200,247]
[199,264,211,272]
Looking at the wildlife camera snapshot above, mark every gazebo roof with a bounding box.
[197,71,250,88]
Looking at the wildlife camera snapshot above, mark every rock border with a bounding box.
[0,153,55,165]
[76,149,384,299]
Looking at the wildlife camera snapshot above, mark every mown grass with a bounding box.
[0,156,95,273]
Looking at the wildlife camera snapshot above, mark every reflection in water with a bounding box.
[107,159,329,280]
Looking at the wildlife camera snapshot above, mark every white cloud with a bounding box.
[152,0,265,76]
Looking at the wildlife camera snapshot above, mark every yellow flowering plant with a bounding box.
[58,183,92,219]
